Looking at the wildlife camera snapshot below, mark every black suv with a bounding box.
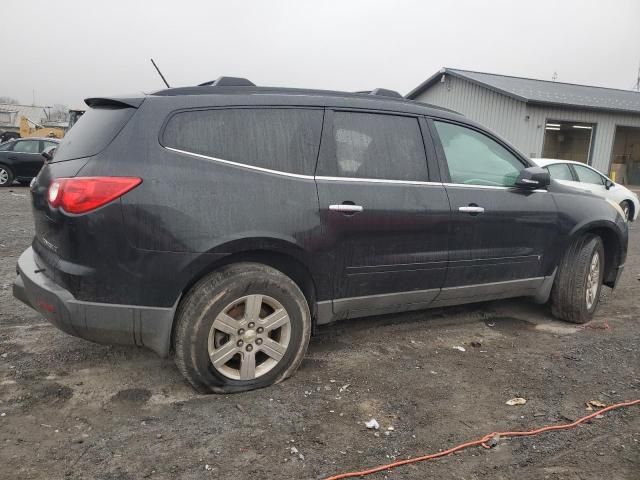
[13,77,628,393]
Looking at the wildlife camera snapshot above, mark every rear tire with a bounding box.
[620,201,631,222]
[173,262,311,393]
[0,164,13,187]
[551,234,604,324]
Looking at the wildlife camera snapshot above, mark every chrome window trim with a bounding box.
[164,146,315,180]
[443,182,549,193]
[443,182,511,190]
[166,147,545,190]
[316,175,442,186]
[166,148,444,184]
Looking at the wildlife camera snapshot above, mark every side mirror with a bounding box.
[604,179,614,190]
[41,147,57,162]
[515,166,550,189]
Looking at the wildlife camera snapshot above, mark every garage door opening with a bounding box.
[541,120,595,163]
[610,126,640,186]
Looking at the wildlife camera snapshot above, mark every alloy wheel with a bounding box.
[0,168,8,185]
[207,294,291,380]
[585,251,600,310]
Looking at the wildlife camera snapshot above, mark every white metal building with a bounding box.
[407,69,640,186]
[0,104,51,134]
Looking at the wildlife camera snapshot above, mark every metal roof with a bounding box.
[406,68,640,115]
[0,104,51,129]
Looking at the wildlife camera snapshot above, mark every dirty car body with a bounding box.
[13,79,629,392]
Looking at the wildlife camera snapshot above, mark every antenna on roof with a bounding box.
[150,58,171,88]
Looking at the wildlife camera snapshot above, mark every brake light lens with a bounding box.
[48,177,142,214]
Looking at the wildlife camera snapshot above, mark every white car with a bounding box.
[531,158,639,222]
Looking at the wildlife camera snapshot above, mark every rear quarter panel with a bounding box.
[84,97,328,302]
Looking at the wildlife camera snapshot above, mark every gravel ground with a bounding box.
[0,185,638,480]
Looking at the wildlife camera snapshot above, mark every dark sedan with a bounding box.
[0,137,60,186]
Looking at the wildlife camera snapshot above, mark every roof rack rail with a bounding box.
[198,76,256,87]
[369,88,403,99]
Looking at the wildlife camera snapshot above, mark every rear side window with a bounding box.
[434,121,523,187]
[163,108,323,175]
[317,111,427,181]
[573,164,604,185]
[41,140,58,151]
[13,140,40,153]
[52,106,136,162]
[546,163,573,181]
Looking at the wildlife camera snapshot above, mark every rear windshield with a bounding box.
[51,106,136,162]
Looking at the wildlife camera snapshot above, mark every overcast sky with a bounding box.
[2,0,639,107]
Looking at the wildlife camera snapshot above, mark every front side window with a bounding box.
[12,140,40,154]
[0,142,13,151]
[163,108,323,175]
[573,165,604,185]
[319,111,428,181]
[434,121,524,187]
[546,163,574,181]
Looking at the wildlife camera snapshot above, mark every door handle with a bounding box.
[459,205,485,214]
[329,204,364,213]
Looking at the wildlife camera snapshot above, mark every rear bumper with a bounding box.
[13,247,176,357]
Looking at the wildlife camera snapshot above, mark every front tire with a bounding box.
[0,164,14,187]
[551,234,604,324]
[173,262,311,393]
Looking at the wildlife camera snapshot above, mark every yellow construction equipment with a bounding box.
[19,117,64,139]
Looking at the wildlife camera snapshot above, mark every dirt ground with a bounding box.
[0,185,638,480]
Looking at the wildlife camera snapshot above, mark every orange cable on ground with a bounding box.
[325,399,640,480]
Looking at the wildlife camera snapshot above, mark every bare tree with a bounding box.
[0,97,19,105]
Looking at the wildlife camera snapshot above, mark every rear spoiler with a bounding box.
[84,96,145,109]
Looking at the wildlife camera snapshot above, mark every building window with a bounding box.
[0,111,12,125]
[541,120,595,164]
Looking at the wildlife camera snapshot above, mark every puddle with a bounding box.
[483,316,535,332]
[533,322,581,335]
[483,316,579,335]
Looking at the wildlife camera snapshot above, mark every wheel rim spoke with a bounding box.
[244,295,263,322]
[210,341,238,367]
[239,351,256,380]
[259,337,286,361]
[212,312,241,335]
[260,308,289,331]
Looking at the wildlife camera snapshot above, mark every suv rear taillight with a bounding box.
[48,177,142,214]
